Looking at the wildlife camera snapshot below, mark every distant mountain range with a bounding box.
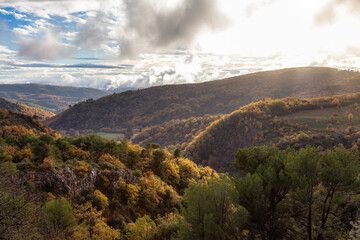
[0,97,54,120]
[47,67,360,132]
[0,83,110,113]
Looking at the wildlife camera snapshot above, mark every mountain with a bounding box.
[185,93,360,171]
[0,83,109,113]
[0,97,54,120]
[47,67,360,132]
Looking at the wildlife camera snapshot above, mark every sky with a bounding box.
[1,0,360,90]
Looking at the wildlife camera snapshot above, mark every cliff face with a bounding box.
[23,167,140,196]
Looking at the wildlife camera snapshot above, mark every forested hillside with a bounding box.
[132,115,221,149]
[186,93,360,171]
[0,109,217,239]
[0,108,59,138]
[1,109,360,239]
[48,67,360,132]
[0,83,109,113]
[0,97,54,120]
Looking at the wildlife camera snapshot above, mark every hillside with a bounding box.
[0,108,59,138]
[0,83,109,113]
[185,93,360,171]
[0,97,54,120]
[132,115,221,149]
[2,105,360,239]
[47,67,360,132]
[0,108,217,239]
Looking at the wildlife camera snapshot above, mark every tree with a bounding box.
[316,148,360,239]
[173,148,181,158]
[125,125,133,140]
[125,150,141,169]
[178,176,248,240]
[31,139,51,163]
[286,146,321,240]
[73,202,119,240]
[125,215,156,240]
[234,146,293,240]
[152,149,166,175]
[18,133,36,148]
[38,197,76,239]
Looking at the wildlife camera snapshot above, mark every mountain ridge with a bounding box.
[48,67,360,132]
[0,83,110,113]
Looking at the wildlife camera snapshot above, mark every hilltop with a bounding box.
[0,97,54,120]
[185,93,360,171]
[0,83,109,113]
[47,67,360,132]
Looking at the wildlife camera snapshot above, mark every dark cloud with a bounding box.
[314,0,360,27]
[119,0,228,57]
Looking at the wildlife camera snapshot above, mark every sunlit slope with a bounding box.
[48,67,360,131]
[132,115,222,149]
[0,97,54,120]
[185,93,360,171]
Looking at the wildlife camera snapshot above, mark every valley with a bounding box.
[2,67,360,239]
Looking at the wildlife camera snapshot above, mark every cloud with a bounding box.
[313,3,336,27]
[0,0,103,19]
[0,8,26,19]
[76,11,112,50]
[314,0,360,27]
[17,31,75,60]
[118,0,228,57]
[244,0,278,17]
[2,0,227,59]
[9,62,132,69]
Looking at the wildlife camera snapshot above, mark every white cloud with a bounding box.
[17,31,76,60]
[0,8,26,19]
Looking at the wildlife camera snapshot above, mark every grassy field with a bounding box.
[93,132,124,141]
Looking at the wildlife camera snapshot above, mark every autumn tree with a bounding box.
[73,202,119,240]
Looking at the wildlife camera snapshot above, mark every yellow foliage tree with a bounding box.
[41,157,55,170]
[73,202,119,240]
[98,153,125,168]
[14,148,32,162]
[94,189,109,208]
